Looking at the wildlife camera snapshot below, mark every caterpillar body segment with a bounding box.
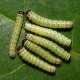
[9,11,24,58]
[24,23,71,46]
[26,34,71,60]
[23,40,61,64]
[26,10,73,29]
[17,46,56,73]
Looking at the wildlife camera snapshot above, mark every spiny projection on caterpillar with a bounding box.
[26,10,73,29]
[22,39,61,64]
[9,11,24,58]
[17,46,56,73]
[26,34,71,61]
[24,23,71,46]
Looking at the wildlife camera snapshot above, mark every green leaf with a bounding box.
[0,0,80,80]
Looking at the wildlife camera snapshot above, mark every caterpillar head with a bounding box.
[22,38,27,46]
[26,10,31,15]
[17,46,23,51]
[18,11,24,15]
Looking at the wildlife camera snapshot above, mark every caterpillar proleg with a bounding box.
[24,23,71,46]
[26,34,71,60]
[9,11,24,58]
[23,39,61,64]
[17,46,56,73]
[26,10,73,28]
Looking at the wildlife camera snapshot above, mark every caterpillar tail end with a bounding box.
[9,51,15,58]
[66,54,71,61]
[69,21,74,28]
[70,41,72,46]
[55,58,61,64]
[52,66,56,73]
[26,10,31,15]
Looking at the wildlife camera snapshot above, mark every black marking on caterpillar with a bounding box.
[26,10,73,28]
[23,40,61,64]
[26,34,71,60]
[17,46,56,73]
[9,11,24,58]
[24,23,71,46]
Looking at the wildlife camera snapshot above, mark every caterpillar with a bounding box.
[17,46,56,73]
[24,23,71,46]
[9,11,24,58]
[26,10,73,28]
[23,39,61,64]
[26,34,71,60]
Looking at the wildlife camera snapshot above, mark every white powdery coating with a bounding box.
[18,47,56,73]
[9,14,24,57]
[24,40,61,64]
[24,23,71,46]
[27,11,73,28]
[26,34,71,60]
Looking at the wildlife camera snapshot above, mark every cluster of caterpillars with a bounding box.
[9,10,73,73]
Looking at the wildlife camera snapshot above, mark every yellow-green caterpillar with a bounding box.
[24,23,71,46]
[9,11,24,58]
[17,46,56,73]
[26,34,71,60]
[26,10,73,29]
[23,40,61,64]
